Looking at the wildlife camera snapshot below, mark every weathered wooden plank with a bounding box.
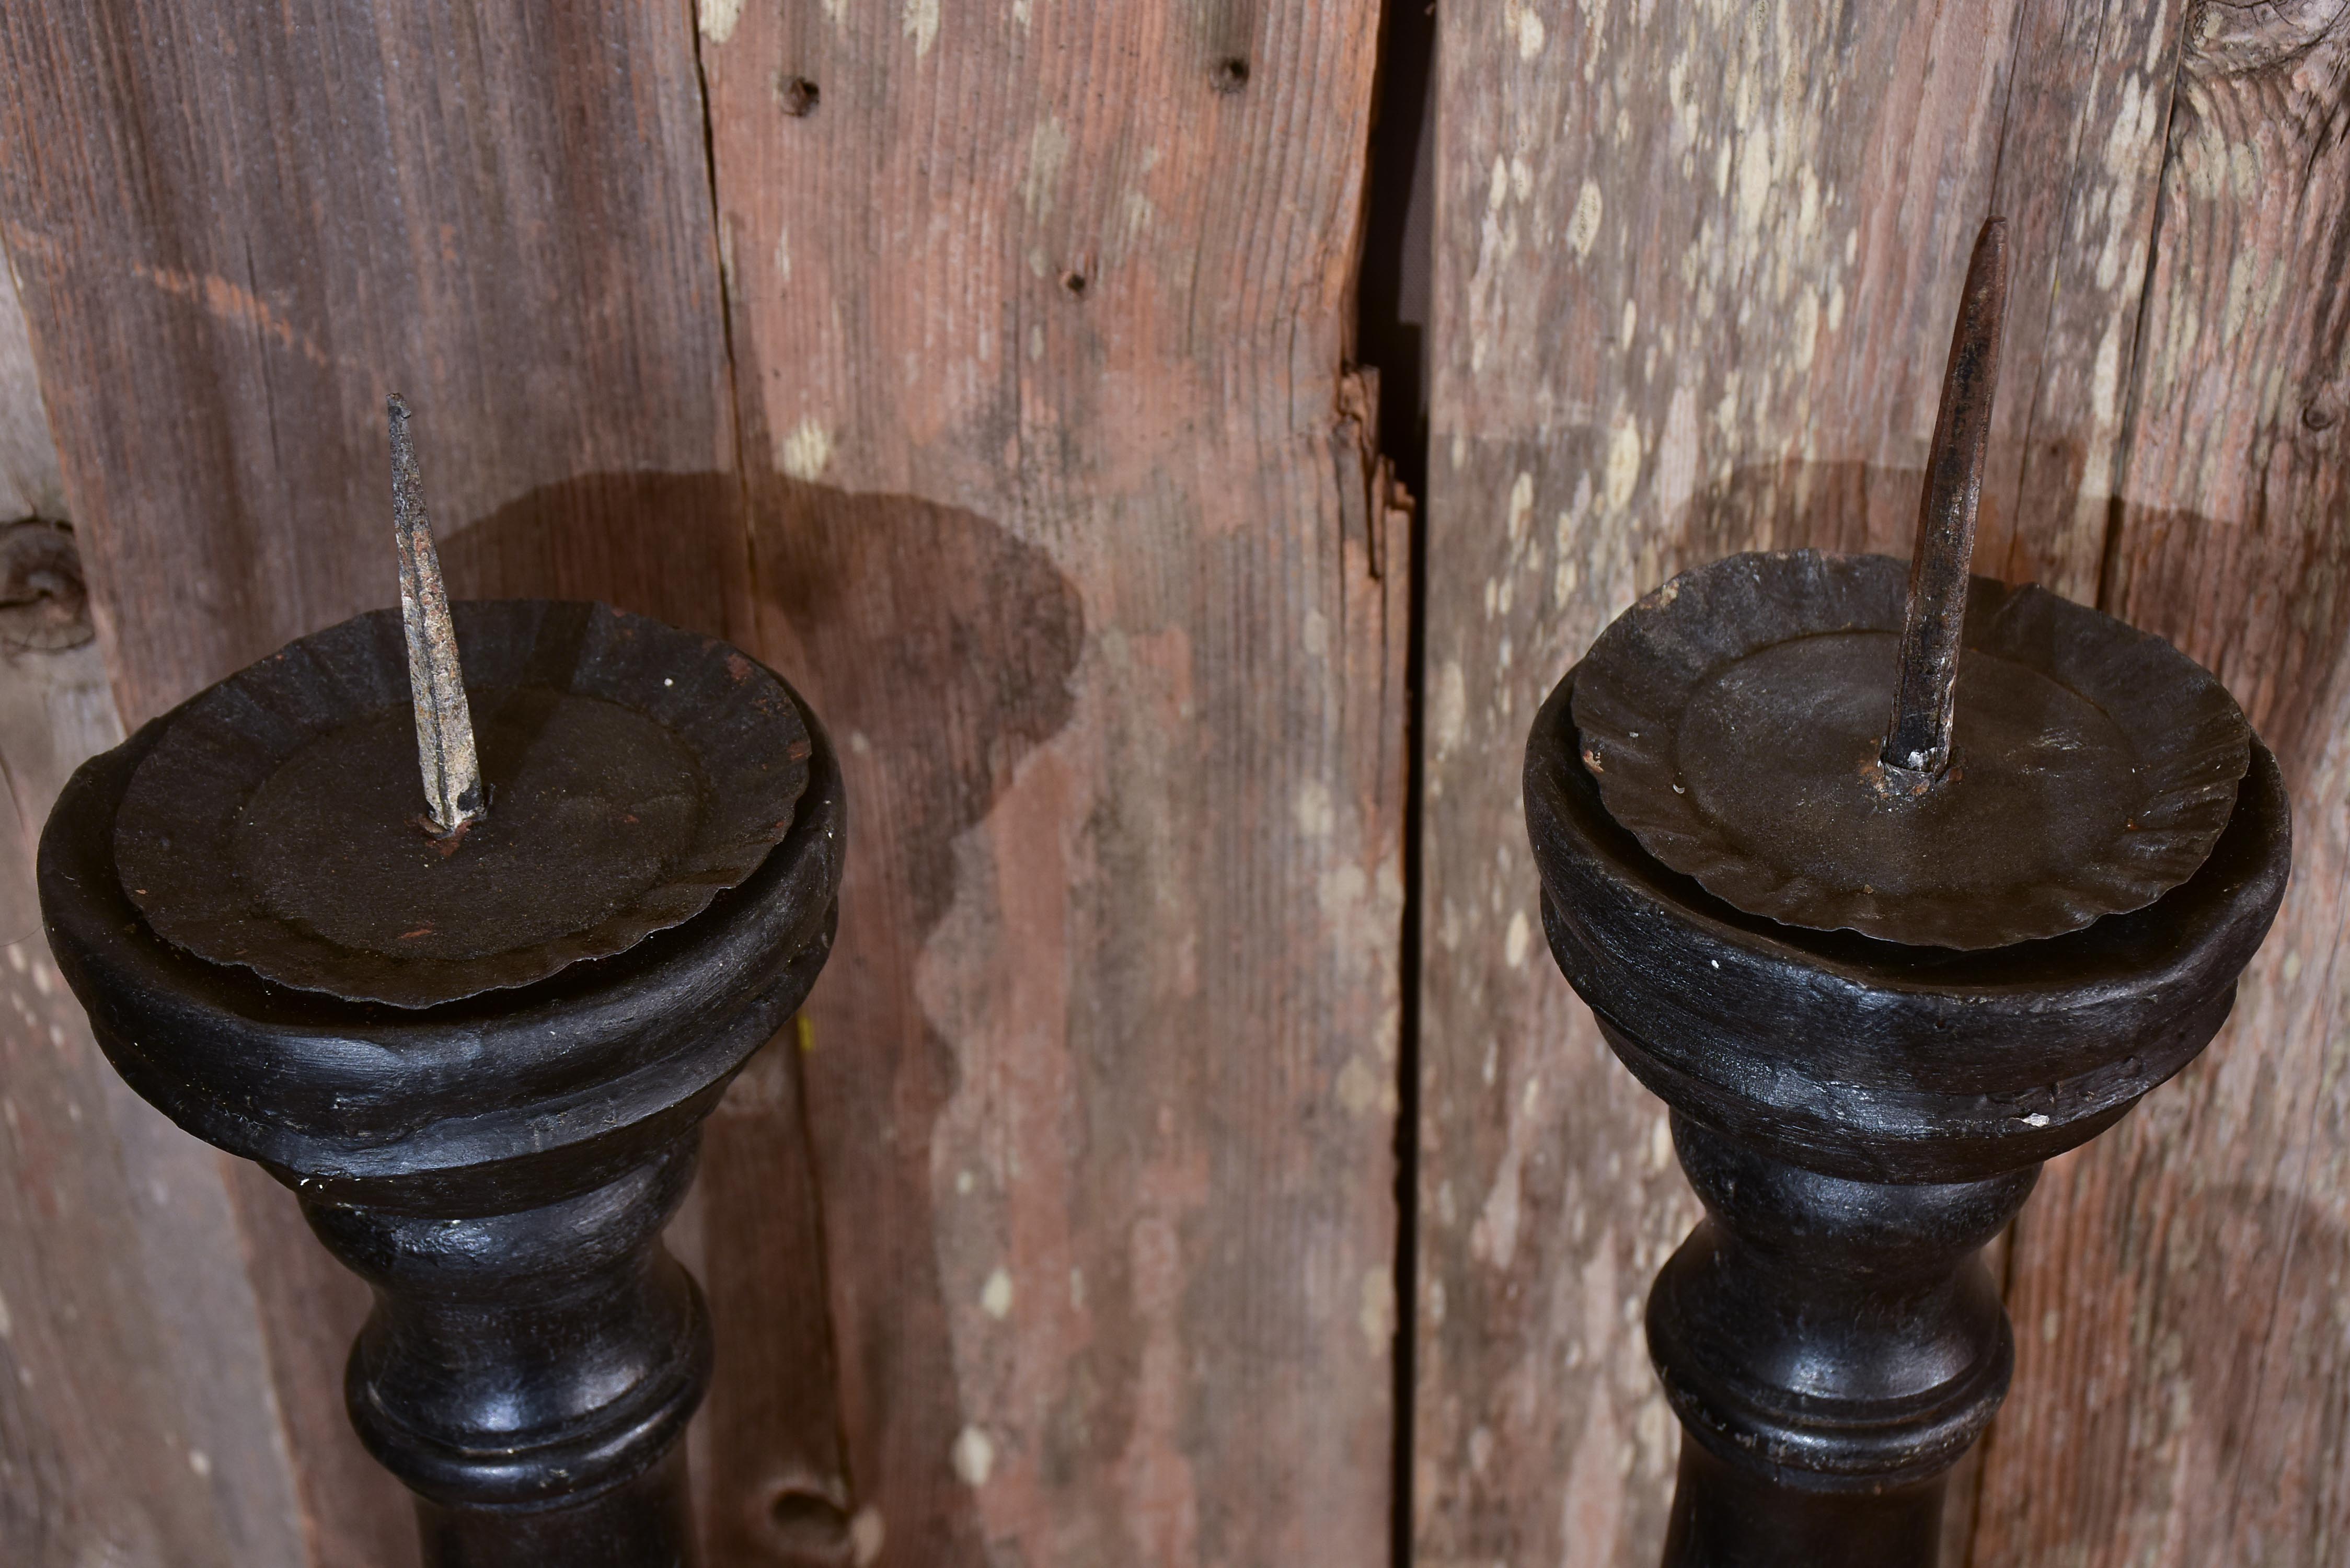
[1407,0,2275,1560]
[1972,4,2350,1561]
[696,4,1408,1562]
[0,0,744,727]
[0,5,746,1560]
[1416,4,2024,1560]
[0,251,62,521]
[0,609,321,1567]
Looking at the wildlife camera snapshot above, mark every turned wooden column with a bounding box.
[39,639,845,1567]
[1525,669,2290,1566]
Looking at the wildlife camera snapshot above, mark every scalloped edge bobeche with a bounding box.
[112,599,810,1008]
[1570,551,2251,949]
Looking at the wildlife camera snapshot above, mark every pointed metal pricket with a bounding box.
[1881,216,2011,783]
[387,394,486,835]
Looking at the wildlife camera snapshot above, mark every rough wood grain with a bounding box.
[0,0,745,728]
[1971,3,2350,1561]
[0,617,329,1568]
[0,251,62,521]
[1410,1,2280,1562]
[696,4,1409,1563]
[0,5,746,1561]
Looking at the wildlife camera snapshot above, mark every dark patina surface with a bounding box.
[1571,551,2251,949]
[114,598,810,1008]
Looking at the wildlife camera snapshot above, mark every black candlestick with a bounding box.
[38,406,844,1565]
[1529,222,2293,1565]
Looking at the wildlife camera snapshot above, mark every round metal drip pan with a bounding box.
[1570,551,2250,949]
[116,599,810,1008]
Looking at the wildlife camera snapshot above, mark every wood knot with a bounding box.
[1212,56,1251,93]
[0,520,93,652]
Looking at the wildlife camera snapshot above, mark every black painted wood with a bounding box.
[1526,664,2291,1567]
[37,619,846,1566]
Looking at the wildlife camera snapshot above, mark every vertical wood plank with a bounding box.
[696,4,1406,1563]
[1418,5,2026,1561]
[0,252,63,521]
[0,620,319,1567]
[0,224,320,1568]
[1410,0,2320,1558]
[0,5,747,1560]
[1972,4,2350,1561]
[0,0,745,726]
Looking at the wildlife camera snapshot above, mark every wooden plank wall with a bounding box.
[2,0,2345,1564]
[0,2,1406,1564]
[1418,1,2350,1565]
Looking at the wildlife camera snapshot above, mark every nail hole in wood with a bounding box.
[1212,56,1251,93]
[777,75,820,117]
[1061,269,1089,298]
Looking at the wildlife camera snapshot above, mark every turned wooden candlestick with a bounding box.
[37,402,844,1566]
[1527,219,2292,1565]
[39,654,843,1564]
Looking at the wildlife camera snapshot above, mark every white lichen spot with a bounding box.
[1020,120,1071,218]
[1434,661,1468,756]
[1792,284,1820,372]
[955,1168,974,1194]
[1488,155,1512,214]
[903,0,939,57]
[1011,0,1031,25]
[951,1425,996,1486]
[1827,279,1846,335]
[822,0,849,21]
[1735,132,1772,232]
[1470,1425,1496,1474]
[1648,1115,1673,1171]
[696,0,743,44]
[0,1287,11,1339]
[188,1448,211,1479]
[1603,418,1643,511]
[1294,779,1337,840]
[1569,180,1604,259]
[1360,1265,1397,1353]
[1303,607,1330,658]
[1069,1267,1087,1308]
[1620,296,1638,350]
[1337,1055,1381,1116]
[981,1266,1014,1319]
[779,419,835,480]
[1505,908,1532,969]
[1508,0,1547,59]
[1027,324,1044,362]
[2092,315,2124,426]
[1511,155,1534,204]
[770,224,792,283]
[1507,471,1535,541]
[850,1506,886,1565]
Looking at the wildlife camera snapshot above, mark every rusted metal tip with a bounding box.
[387,394,486,837]
[1881,216,2010,783]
